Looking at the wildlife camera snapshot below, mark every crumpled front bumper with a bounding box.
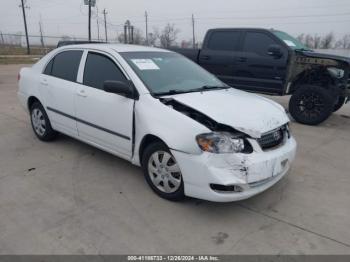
[171,136,297,202]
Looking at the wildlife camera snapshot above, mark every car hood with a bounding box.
[300,50,350,65]
[167,89,289,138]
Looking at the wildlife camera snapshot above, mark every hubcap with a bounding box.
[297,92,325,119]
[31,108,46,136]
[148,151,182,193]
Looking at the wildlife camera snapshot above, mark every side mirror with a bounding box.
[268,45,283,58]
[103,80,136,99]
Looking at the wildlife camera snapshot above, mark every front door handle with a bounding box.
[237,57,247,62]
[77,89,87,98]
[201,55,211,60]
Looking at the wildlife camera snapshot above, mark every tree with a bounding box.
[147,28,160,46]
[304,34,314,48]
[320,32,334,49]
[159,23,180,48]
[313,34,321,49]
[335,34,350,49]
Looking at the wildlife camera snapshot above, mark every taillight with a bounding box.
[17,73,21,81]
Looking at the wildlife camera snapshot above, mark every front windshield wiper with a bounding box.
[197,85,231,91]
[295,48,313,52]
[153,85,230,97]
[153,89,189,96]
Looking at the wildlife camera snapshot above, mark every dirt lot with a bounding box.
[0,64,350,254]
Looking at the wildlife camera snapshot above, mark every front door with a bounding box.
[233,31,288,94]
[75,51,134,158]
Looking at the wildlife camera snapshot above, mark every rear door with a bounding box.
[40,50,83,137]
[198,30,242,86]
[233,31,288,94]
[75,51,134,158]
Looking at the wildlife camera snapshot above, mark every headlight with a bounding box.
[327,67,344,79]
[196,132,246,153]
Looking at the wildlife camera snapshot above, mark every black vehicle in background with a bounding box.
[171,28,350,125]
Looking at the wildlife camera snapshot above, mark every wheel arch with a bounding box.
[290,67,336,94]
[27,96,41,111]
[138,134,168,166]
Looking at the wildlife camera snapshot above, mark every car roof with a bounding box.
[58,43,171,53]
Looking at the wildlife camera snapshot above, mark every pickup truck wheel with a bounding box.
[141,142,185,201]
[289,85,335,125]
[30,102,58,141]
[333,96,347,112]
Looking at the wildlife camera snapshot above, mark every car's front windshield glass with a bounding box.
[120,51,227,95]
[273,30,311,51]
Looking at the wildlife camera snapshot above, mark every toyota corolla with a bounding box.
[18,44,297,202]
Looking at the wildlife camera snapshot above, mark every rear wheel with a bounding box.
[289,85,335,125]
[141,142,185,201]
[30,102,58,141]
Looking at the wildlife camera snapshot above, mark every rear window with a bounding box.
[50,50,83,82]
[207,31,241,51]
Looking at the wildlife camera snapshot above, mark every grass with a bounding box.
[0,56,37,65]
[0,46,54,56]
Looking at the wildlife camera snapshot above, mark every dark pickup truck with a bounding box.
[171,28,350,125]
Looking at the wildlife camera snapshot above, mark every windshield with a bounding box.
[273,31,311,51]
[120,51,227,95]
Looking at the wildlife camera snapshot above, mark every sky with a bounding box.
[1,0,350,45]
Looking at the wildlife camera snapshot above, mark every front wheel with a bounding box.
[333,96,347,112]
[141,142,185,201]
[289,85,335,125]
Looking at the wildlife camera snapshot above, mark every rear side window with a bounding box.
[83,52,127,90]
[50,50,83,82]
[207,31,240,51]
[43,59,53,75]
[243,32,277,56]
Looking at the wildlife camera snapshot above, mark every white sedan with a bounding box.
[18,43,297,202]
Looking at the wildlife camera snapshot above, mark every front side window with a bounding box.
[83,52,127,90]
[243,32,277,57]
[207,31,241,51]
[121,51,227,95]
[50,50,83,82]
[273,30,311,51]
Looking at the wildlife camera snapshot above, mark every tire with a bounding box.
[141,141,185,201]
[333,96,347,112]
[289,85,335,125]
[30,101,58,141]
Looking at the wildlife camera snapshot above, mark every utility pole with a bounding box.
[0,31,4,45]
[88,0,92,41]
[103,9,108,42]
[145,11,148,45]
[19,0,30,54]
[192,14,196,49]
[96,5,100,40]
[39,20,44,48]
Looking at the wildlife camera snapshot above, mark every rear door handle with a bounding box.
[238,57,247,62]
[77,89,87,98]
[201,55,210,60]
[40,79,48,86]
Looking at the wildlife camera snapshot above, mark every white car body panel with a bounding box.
[18,43,297,202]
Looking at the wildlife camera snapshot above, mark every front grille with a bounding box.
[257,126,286,150]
